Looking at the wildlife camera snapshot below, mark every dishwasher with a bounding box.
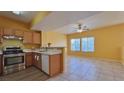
[41,55,49,75]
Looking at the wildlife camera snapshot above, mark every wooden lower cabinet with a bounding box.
[25,52,61,76]
[25,52,41,69]
[0,55,2,75]
[42,54,61,76]
[49,54,61,76]
[25,52,33,67]
[33,53,41,70]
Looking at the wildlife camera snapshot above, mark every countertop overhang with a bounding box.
[23,49,62,55]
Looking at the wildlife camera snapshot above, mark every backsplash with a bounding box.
[0,39,40,49]
[1,39,24,48]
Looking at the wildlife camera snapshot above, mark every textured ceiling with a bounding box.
[32,11,124,34]
[32,11,101,31]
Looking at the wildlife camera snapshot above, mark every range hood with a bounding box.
[3,35,23,40]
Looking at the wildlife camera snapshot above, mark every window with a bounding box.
[71,39,80,51]
[82,37,94,52]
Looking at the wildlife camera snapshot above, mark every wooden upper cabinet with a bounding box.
[0,27,41,45]
[14,30,23,37]
[3,28,14,36]
[33,32,41,44]
[23,31,33,44]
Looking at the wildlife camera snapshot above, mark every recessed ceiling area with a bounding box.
[32,11,101,32]
[0,11,40,23]
[32,11,124,34]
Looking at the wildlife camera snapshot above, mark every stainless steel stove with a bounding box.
[3,46,25,75]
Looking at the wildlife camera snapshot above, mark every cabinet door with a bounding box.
[33,32,41,44]
[0,28,3,43]
[32,53,35,65]
[23,31,33,44]
[14,30,23,37]
[3,28,14,35]
[25,53,33,67]
[0,55,2,74]
[37,53,41,69]
[42,55,49,74]
[49,54,61,76]
[33,53,41,69]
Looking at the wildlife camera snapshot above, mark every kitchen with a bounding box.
[2,11,124,81]
[0,0,123,93]
[0,12,65,80]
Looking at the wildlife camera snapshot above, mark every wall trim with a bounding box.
[68,55,122,63]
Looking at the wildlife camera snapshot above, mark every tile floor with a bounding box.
[48,56,124,81]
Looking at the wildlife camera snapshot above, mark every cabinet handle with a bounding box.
[37,56,39,61]
[35,55,37,59]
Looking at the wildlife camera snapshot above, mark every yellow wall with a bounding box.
[31,12,50,26]
[42,31,66,47]
[0,16,40,49]
[67,23,124,61]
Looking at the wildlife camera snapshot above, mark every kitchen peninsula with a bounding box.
[24,47,65,76]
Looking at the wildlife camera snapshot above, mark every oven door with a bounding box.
[3,54,25,66]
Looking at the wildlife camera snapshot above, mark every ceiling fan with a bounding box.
[75,24,89,32]
[12,11,22,16]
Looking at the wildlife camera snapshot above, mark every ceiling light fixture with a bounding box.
[76,24,89,32]
[77,24,82,32]
[12,11,21,15]
[77,29,82,33]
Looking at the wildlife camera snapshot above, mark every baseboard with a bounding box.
[68,55,122,63]
[92,57,121,63]
[121,61,124,65]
